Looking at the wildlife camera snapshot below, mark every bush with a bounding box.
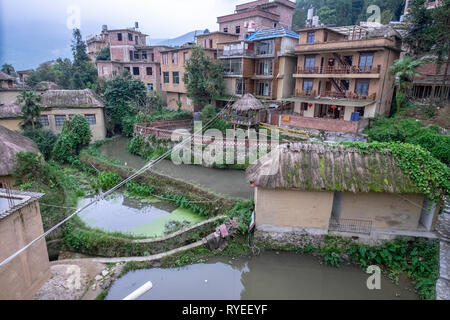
[52,114,92,163]
[201,104,217,124]
[126,181,155,197]
[226,200,254,235]
[91,171,122,192]
[22,127,58,160]
[366,117,450,166]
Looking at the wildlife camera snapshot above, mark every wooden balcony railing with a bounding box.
[296,65,381,75]
[295,89,376,100]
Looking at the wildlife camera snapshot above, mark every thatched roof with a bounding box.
[246,143,420,194]
[231,94,266,111]
[34,81,61,90]
[0,71,14,81]
[0,103,21,118]
[40,89,104,109]
[0,125,39,176]
[366,25,401,39]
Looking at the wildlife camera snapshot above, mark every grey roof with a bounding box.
[39,89,104,109]
[0,125,40,176]
[0,188,44,220]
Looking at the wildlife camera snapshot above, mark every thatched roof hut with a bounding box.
[0,103,22,119]
[231,94,266,112]
[34,81,61,91]
[39,89,104,109]
[0,71,15,81]
[246,143,420,194]
[0,125,39,176]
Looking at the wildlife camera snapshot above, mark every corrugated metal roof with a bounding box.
[246,27,299,41]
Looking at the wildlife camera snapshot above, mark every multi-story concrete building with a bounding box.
[218,27,298,103]
[217,0,296,40]
[87,23,171,94]
[160,44,217,112]
[272,25,402,134]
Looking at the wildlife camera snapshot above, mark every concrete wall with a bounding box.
[339,192,425,230]
[0,175,15,189]
[0,200,50,300]
[0,119,21,131]
[41,108,107,142]
[255,187,334,229]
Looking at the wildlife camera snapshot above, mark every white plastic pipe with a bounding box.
[123,281,153,300]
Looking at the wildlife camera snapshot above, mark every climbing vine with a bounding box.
[342,141,450,202]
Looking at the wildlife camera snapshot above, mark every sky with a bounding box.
[0,0,255,70]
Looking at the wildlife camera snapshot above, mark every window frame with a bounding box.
[84,114,96,125]
[163,72,170,83]
[173,72,180,84]
[307,32,315,44]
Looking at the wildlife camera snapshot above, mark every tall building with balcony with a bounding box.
[275,25,401,134]
[217,27,298,105]
[217,0,296,40]
[160,44,217,112]
[86,23,171,94]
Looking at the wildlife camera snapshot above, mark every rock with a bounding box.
[102,270,109,277]
[95,275,103,281]
[92,284,96,291]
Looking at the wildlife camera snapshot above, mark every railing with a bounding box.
[296,65,381,75]
[221,113,259,125]
[295,89,376,100]
[219,49,255,57]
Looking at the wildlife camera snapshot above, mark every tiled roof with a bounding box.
[246,27,299,41]
[0,188,44,220]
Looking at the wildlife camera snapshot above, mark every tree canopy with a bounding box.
[183,46,225,108]
[17,90,42,130]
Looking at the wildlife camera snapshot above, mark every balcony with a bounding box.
[294,65,381,79]
[219,49,255,58]
[295,38,400,54]
[294,89,376,101]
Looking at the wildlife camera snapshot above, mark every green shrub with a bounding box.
[52,114,92,163]
[22,128,58,160]
[226,200,254,235]
[91,171,122,192]
[126,181,155,197]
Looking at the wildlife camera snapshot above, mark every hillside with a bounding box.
[151,30,206,47]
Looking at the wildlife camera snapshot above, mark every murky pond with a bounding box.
[99,137,253,199]
[106,251,418,300]
[77,192,204,237]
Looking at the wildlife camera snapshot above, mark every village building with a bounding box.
[0,71,15,89]
[16,70,32,85]
[0,125,40,189]
[247,143,439,241]
[87,23,171,95]
[0,89,106,142]
[218,27,298,105]
[217,0,296,40]
[0,188,50,299]
[410,62,450,102]
[269,25,402,134]
[160,44,217,112]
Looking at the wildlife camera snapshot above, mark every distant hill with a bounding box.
[151,30,206,47]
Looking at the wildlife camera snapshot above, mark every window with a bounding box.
[359,52,374,72]
[117,33,122,41]
[129,51,133,61]
[40,115,49,126]
[340,80,350,91]
[274,23,277,28]
[256,40,274,55]
[304,55,316,71]
[324,31,328,42]
[303,79,314,92]
[133,67,140,75]
[55,115,66,127]
[236,26,240,34]
[135,36,139,45]
[163,72,169,83]
[223,59,242,75]
[128,33,133,41]
[301,102,309,111]
[147,83,154,91]
[146,67,153,75]
[224,27,228,33]
[85,114,96,125]
[209,39,213,48]
[355,79,370,96]
[307,32,315,44]
[172,52,178,64]
[256,59,272,75]
[134,52,140,60]
[256,80,271,96]
[162,53,169,65]
[235,79,246,95]
[151,53,155,62]
[173,72,180,84]
[183,52,189,65]
[344,55,353,66]
[142,51,147,60]
[354,107,365,117]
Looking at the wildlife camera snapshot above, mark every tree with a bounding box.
[104,71,147,134]
[22,128,57,160]
[17,90,42,130]
[70,28,98,89]
[26,62,59,87]
[52,114,92,163]
[390,57,423,113]
[403,0,434,57]
[183,46,225,108]
[96,46,111,61]
[1,63,16,76]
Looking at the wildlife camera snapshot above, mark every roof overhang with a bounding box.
[282,97,375,107]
